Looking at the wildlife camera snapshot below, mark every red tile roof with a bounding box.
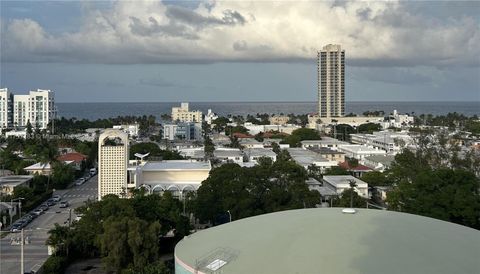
[58,152,87,163]
[232,133,253,139]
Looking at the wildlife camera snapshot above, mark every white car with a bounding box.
[75,178,86,186]
[32,209,43,216]
[52,195,61,202]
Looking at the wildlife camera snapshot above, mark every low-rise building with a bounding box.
[287,148,337,172]
[336,144,386,160]
[322,175,369,198]
[113,124,140,138]
[245,148,277,163]
[301,137,349,149]
[239,138,264,149]
[362,155,395,172]
[214,148,243,164]
[0,175,33,195]
[307,147,345,163]
[350,131,412,153]
[5,130,27,139]
[128,160,211,199]
[57,152,87,171]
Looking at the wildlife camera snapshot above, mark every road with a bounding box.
[0,175,98,274]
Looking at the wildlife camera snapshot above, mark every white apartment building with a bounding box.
[350,131,412,153]
[382,110,415,129]
[98,129,129,200]
[0,88,13,129]
[4,89,57,130]
[172,102,202,123]
[318,44,345,118]
[13,95,29,128]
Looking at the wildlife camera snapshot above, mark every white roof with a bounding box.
[0,175,33,186]
[338,145,385,154]
[287,148,335,166]
[24,162,51,170]
[214,149,243,158]
[246,148,276,157]
[322,175,368,187]
[141,160,211,171]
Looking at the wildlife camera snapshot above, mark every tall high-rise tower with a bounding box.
[317,44,345,118]
[98,129,129,200]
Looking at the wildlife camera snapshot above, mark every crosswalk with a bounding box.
[74,188,97,191]
[62,194,97,199]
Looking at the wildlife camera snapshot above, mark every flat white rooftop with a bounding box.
[323,175,368,187]
[141,160,211,171]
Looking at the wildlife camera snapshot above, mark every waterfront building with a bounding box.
[98,129,129,200]
[318,44,345,118]
[1,89,58,130]
[268,115,290,125]
[172,102,202,123]
[0,88,13,130]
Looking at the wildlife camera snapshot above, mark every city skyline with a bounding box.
[0,1,479,102]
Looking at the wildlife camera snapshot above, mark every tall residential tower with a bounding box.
[318,44,345,118]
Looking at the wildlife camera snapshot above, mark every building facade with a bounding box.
[98,129,129,200]
[1,89,57,130]
[318,44,345,118]
[0,88,13,130]
[172,102,202,123]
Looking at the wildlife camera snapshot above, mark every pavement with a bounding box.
[0,175,98,274]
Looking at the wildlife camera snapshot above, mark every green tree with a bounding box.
[26,120,33,138]
[387,168,480,229]
[358,123,382,134]
[52,162,75,189]
[332,188,367,208]
[360,171,392,187]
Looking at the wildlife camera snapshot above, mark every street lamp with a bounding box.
[227,210,232,223]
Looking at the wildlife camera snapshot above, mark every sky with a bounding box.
[0,0,479,103]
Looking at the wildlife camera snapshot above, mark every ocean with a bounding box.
[57,101,480,121]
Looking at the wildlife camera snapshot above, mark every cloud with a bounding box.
[1,0,478,67]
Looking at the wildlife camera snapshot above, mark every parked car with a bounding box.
[46,199,56,207]
[75,178,86,186]
[90,168,97,176]
[10,224,21,233]
[32,208,43,216]
[39,204,49,211]
[59,201,69,208]
[52,195,62,202]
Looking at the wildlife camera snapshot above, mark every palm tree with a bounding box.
[349,180,358,208]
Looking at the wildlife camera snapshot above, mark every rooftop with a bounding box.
[141,160,211,171]
[323,175,368,187]
[175,208,480,274]
[0,175,33,186]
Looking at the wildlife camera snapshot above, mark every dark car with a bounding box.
[46,199,56,207]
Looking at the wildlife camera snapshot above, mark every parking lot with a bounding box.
[0,175,98,273]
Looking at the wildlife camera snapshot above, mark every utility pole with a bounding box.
[21,228,24,274]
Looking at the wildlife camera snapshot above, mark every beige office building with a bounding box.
[172,102,202,123]
[98,129,129,200]
[318,44,345,118]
